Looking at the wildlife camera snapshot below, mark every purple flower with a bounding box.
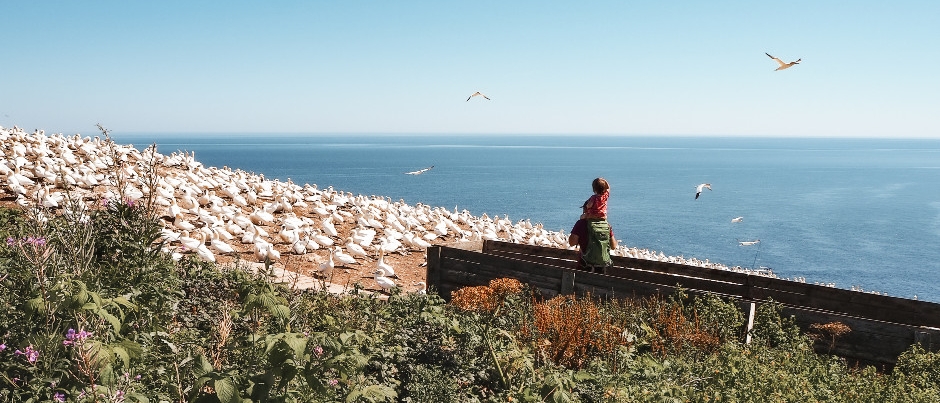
[0,343,6,351]
[328,378,338,387]
[53,392,65,402]
[63,328,92,346]
[5,237,15,247]
[24,236,46,247]
[314,345,323,357]
[14,345,39,363]
[125,198,136,207]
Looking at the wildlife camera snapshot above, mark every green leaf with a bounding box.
[215,377,240,403]
[271,304,290,319]
[113,345,131,368]
[346,385,397,403]
[194,354,214,378]
[26,296,46,314]
[97,309,122,332]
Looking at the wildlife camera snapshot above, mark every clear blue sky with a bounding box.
[2,1,938,137]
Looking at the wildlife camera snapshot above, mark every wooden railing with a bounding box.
[425,240,940,367]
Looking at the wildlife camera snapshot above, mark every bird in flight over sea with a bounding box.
[466,91,490,101]
[739,239,760,246]
[765,52,800,71]
[405,165,434,175]
[731,216,744,223]
[695,183,712,199]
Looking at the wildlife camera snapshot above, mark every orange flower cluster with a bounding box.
[809,321,851,352]
[648,304,721,357]
[450,278,524,313]
[809,321,851,338]
[488,277,523,298]
[523,294,624,369]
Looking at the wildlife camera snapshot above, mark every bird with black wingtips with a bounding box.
[695,183,711,199]
[466,91,490,101]
[765,52,800,71]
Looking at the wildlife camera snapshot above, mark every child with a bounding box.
[580,177,610,220]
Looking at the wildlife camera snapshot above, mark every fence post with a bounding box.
[426,246,442,291]
[742,301,757,344]
[561,270,575,295]
[915,330,933,351]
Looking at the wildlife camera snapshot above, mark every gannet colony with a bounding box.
[1,126,783,293]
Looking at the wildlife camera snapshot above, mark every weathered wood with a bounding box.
[431,243,940,366]
[779,305,940,365]
[481,240,940,328]
[561,271,575,295]
[426,246,442,290]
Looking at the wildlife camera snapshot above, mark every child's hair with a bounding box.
[592,178,610,194]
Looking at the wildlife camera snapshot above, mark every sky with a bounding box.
[2,1,938,138]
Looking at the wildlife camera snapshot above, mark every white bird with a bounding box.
[404,165,434,175]
[344,237,369,258]
[333,246,358,266]
[376,252,397,278]
[765,52,800,71]
[466,91,490,101]
[739,239,760,246]
[695,183,712,200]
[290,240,306,255]
[317,249,335,277]
[731,216,744,223]
[312,230,334,246]
[372,270,397,292]
[322,217,338,238]
[177,231,204,251]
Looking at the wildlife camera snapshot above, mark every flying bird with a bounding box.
[405,165,434,175]
[765,53,800,71]
[466,91,490,101]
[731,216,744,223]
[695,183,712,200]
[739,239,760,246]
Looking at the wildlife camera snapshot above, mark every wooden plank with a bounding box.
[482,241,940,328]
[780,305,940,365]
[748,282,940,328]
[435,244,940,365]
[425,246,442,290]
[572,276,676,301]
[484,240,575,260]
[561,271,575,295]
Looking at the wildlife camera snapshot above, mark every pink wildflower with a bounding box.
[63,328,92,346]
[14,345,39,363]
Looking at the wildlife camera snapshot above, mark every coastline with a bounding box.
[0,126,862,296]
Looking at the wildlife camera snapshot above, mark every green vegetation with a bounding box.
[2,200,940,402]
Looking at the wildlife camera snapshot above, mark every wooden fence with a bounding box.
[425,240,940,367]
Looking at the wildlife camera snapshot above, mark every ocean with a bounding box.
[112,133,940,302]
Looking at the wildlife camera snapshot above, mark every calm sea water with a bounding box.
[113,133,940,302]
